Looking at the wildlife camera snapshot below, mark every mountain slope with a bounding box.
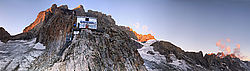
[137,40,250,71]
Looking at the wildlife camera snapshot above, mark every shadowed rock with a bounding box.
[0,27,11,43]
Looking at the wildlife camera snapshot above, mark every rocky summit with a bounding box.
[0,4,249,71]
[0,27,11,43]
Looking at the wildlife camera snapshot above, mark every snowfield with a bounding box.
[33,42,46,50]
[0,41,4,45]
[137,40,166,64]
[0,38,46,71]
[137,39,168,71]
[168,54,190,71]
[137,39,190,71]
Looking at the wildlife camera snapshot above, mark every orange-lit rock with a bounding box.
[23,4,58,33]
[217,52,225,58]
[207,52,238,58]
[229,54,237,58]
[23,11,46,32]
[129,27,155,42]
[207,53,215,55]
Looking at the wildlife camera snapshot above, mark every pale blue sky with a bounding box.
[0,0,249,60]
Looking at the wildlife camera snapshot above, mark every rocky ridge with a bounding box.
[137,40,250,71]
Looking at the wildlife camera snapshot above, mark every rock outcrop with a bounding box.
[151,41,184,60]
[118,26,138,40]
[73,5,86,16]
[0,27,11,43]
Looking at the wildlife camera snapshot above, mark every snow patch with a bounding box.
[8,40,27,43]
[136,39,167,70]
[0,41,4,47]
[137,39,163,62]
[131,38,141,44]
[137,45,166,64]
[25,38,36,44]
[144,39,157,45]
[33,43,46,50]
[0,51,8,53]
[168,54,190,71]
[131,38,156,45]
[196,64,205,69]
[0,41,4,44]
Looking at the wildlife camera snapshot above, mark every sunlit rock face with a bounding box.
[73,5,86,16]
[23,11,46,33]
[22,4,75,46]
[129,27,155,42]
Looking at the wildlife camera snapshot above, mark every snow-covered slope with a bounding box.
[0,41,4,45]
[137,40,250,71]
[137,40,166,64]
[0,38,45,71]
[137,40,191,71]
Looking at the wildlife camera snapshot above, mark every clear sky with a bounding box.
[0,0,249,61]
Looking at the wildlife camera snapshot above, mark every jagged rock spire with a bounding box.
[73,5,86,16]
[46,4,57,13]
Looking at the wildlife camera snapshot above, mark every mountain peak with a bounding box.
[75,5,84,9]
[73,5,85,16]
[46,4,57,13]
[0,27,11,43]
